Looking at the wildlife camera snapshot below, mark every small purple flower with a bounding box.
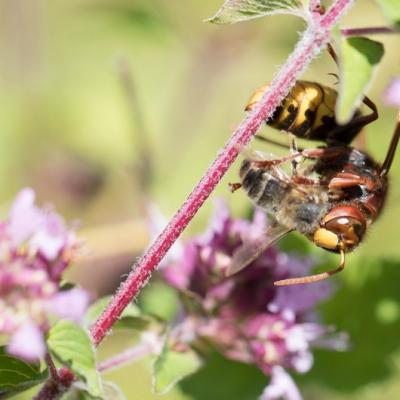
[162,201,347,399]
[260,366,302,400]
[383,78,400,107]
[30,212,67,261]
[46,288,91,323]
[8,188,45,247]
[7,321,46,362]
[0,188,89,361]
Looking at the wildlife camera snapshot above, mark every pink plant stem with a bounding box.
[341,26,397,36]
[320,0,351,28]
[98,342,153,373]
[90,0,355,347]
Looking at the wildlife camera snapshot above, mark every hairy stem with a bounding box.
[90,0,355,346]
[320,0,351,28]
[98,342,153,373]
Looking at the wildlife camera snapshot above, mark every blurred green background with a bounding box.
[3,0,400,399]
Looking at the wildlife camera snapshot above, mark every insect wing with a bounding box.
[227,224,293,276]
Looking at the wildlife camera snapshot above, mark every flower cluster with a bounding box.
[161,202,347,399]
[0,188,89,361]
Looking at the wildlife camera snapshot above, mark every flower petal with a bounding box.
[46,287,90,323]
[163,242,198,290]
[383,78,400,107]
[30,212,67,260]
[291,351,313,373]
[260,366,302,400]
[198,199,231,245]
[7,321,46,362]
[8,188,44,247]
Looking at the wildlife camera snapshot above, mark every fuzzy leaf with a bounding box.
[336,37,384,124]
[47,320,103,398]
[152,338,203,394]
[0,347,48,399]
[207,0,307,24]
[375,0,400,27]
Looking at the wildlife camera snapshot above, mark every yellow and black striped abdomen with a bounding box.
[246,80,361,143]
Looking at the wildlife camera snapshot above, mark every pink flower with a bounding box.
[46,288,91,323]
[7,321,46,362]
[30,213,67,261]
[1,188,89,362]
[8,188,44,247]
[268,272,332,314]
[161,201,346,399]
[260,366,302,400]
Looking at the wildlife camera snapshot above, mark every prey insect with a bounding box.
[229,114,400,285]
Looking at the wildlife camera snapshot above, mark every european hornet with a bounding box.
[245,45,378,145]
[229,46,399,286]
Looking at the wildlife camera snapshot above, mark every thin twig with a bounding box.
[341,26,398,36]
[45,353,59,382]
[98,342,153,373]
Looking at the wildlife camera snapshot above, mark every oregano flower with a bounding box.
[0,188,90,361]
[152,201,348,398]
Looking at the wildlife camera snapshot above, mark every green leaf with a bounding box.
[139,281,180,321]
[336,37,384,124]
[375,0,400,27]
[47,321,103,398]
[114,316,152,331]
[0,347,48,399]
[152,337,203,394]
[84,297,150,331]
[206,0,306,24]
[180,352,266,400]
[302,259,400,391]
